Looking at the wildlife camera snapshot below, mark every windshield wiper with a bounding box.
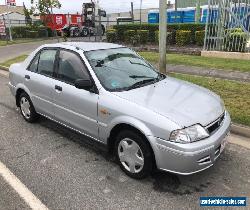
[129,75,156,79]
[126,78,156,91]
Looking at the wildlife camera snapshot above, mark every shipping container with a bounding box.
[41,14,82,30]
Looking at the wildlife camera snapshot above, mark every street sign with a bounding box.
[7,0,16,6]
[0,20,6,35]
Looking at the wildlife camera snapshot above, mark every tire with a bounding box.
[19,92,38,123]
[82,28,89,37]
[74,29,80,37]
[101,25,105,36]
[115,129,153,179]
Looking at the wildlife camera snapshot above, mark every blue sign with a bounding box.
[200,197,247,207]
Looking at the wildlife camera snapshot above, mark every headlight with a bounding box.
[169,124,209,143]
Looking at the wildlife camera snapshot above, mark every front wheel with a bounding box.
[19,92,38,123]
[115,130,153,179]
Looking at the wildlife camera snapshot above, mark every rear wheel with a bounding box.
[19,92,38,123]
[73,29,80,37]
[115,130,153,179]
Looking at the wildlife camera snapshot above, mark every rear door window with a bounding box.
[37,49,57,77]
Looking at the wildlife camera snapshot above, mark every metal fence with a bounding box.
[204,0,250,52]
[177,0,208,8]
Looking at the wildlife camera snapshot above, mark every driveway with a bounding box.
[0,75,249,209]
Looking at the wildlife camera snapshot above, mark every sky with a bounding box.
[0,0,174,13]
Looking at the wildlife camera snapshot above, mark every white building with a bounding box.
[0,11,38,27]
[0,12,27,26]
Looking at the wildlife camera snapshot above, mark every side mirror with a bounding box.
[75,79,93,90]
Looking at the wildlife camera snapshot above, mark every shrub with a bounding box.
[137,30,149,44]
[113,23,206,43]
[11,26,31,38]
[176,30,192,46]
[8,26,52,38]
[38,28,48,38]
[224,29,247,52]
[155,31,173,45]
[195,30,205,46]
[114,24,158,42]
[26,30,39,38]
[106,29,117,43]
[124,30,137,43]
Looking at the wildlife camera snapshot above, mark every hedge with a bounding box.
[224,28,247,52]
[176,30,192,46]
[113,23,206,43]
[6,26,53,39]
[124,30,137,43]
[123,30,149,45]
[155,31,174,45]
[195,30,205,46]
[137,30,149,44]
[106,29,117,43]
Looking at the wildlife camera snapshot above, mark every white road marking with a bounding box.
[0,161,49,210]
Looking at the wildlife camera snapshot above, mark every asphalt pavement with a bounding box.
[0,40,57,63]
[0,37,104,63]
[0,75,250,209]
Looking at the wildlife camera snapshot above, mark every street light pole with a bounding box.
[159,0,167,74]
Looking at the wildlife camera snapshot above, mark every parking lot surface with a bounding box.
[0,75,249,209]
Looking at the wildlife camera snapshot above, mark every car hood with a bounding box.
[112,77,224,127]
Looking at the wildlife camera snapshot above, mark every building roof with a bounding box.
[42,42,124,52]
[0,5,24,15]
[0,11,23,16]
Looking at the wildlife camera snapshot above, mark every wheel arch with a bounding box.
[107,122,157,168]
[15,84,31,107]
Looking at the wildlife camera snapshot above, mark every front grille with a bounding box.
[206,113,225,135]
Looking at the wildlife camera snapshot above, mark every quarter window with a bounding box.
[37,49,57,77]
[28,53,40,72]
[57,50,90,84]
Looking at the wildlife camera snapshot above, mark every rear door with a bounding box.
[24,48,58,118]
[52,49,99,139]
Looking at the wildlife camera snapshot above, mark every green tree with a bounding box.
[30,0,62,36]
[23,2,32,26]
[30,0,62,16]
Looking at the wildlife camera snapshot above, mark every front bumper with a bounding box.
[150,111,231,175]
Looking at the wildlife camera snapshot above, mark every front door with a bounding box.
[52,49,99,139]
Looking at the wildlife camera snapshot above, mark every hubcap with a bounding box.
[118,138,144,173]
[20,97,31,119]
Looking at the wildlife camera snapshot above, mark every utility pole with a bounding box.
[195,0,201,23]
[159,0,167,74]
[131,2,134,23]
[139,0,142,25]
[175,0,178,23]
[5,0,13,41]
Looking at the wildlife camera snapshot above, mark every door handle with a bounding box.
[55,85,62,92]
[25,75,30,80]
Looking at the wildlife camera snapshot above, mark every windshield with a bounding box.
[85,48,165,91]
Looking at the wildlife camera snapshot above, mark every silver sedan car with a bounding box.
[9,42,231,179]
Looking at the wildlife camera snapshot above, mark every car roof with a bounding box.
[42,42,124,52]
